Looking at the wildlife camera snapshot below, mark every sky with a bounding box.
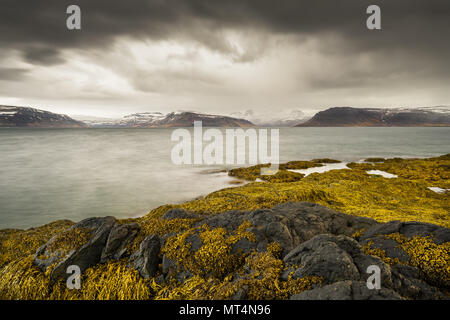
[0,0,449,118]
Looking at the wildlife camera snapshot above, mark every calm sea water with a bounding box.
[0,127,449,229]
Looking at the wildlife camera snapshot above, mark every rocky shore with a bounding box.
[0,155,448,300]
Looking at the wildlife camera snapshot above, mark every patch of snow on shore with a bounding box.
[366,170,398,178]
[428,187,449,194]
[288,162,349,176]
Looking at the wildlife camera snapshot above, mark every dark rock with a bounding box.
[290,281,403,300]
[131,235,160,279]
[185,234,203,252]
[48,217,116,283]
[162,254,176,276]
[232,285,249,300]
[284,235,360,283]
[284,234,393,287]
[360,235,410,262]
[199,202,378,257]
[101,223,140,262]
[361,221,450,245]
[231,238,257,255]
[162,208,202,220]
[390,265,448,299]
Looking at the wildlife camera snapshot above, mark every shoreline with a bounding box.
[0,154,449,300]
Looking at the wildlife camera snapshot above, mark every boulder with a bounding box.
[101,223,140,262]
[48,217,116,283]
[361,221,450,245]
[283,234,392,286]
[131,235,161,279]
[198,202,378,256]
[290,281,403,300]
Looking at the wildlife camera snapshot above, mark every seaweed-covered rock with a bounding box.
[101,223,140,262]
[21,201,448,300]
[284,234,392,287]
[131,235,160,279]
[34,216,116,273]
[162,208,202,220]
[199,202,378,256]
[47,217,116,283]
[290,281,403,300]
[361,221,450,245]
[390,264,447,299]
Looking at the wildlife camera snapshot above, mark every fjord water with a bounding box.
[0,127,449,229]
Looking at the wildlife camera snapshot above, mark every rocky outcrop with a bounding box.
[283,234,392,286]
[32,202,449,299]
[291,280,403,300]
[131,235,160,279]
[101,222,140,262]
[189,202,377,257]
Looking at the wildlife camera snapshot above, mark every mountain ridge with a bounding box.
[296,107,450,127]
[0,105,85,128]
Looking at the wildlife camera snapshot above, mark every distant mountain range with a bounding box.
[229,109,310,127]
[0,106,85,128]
[296,107,450,127]
[77,111,254,127]
[2,105,449,128]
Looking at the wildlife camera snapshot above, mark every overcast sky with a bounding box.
[0,0,449,117]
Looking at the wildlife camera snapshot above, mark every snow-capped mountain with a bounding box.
[77,111,254,127]
[230,109,310,127]
[0,106,85,128]
[297,106,450,127]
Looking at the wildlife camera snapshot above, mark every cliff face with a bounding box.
[0,106,85,128]
[296,107,450,127]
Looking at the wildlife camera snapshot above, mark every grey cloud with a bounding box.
[0,0,449,115]
[1,1,449,64]
[0,67,29,81]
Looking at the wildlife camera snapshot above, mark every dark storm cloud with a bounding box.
[1,0,449,65]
